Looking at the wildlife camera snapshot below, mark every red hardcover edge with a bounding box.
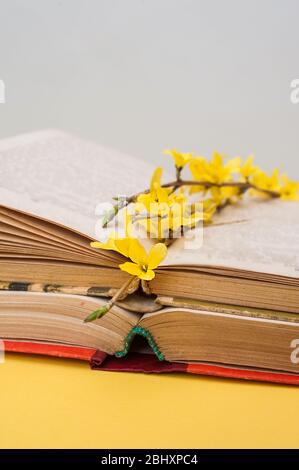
[90,350,299,385]
[186,363,299,385]
[3,340,96,361]
[3,341,299,385]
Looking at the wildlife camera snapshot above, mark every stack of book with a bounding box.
[1,130,299,384]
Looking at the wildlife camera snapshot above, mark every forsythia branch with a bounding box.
[129,179,281,201]
[84,276,138,322]
[86,150,299,323]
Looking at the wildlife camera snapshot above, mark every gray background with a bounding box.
[0,0,298,173]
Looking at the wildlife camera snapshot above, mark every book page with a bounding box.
[0,129,158,237]
[164,199,299,278]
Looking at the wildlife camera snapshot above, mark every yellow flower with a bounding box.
[251,168,281,196]
[91,235,167,281]
[279,174,299,201]
[188,156,207,194]
[119,240,167,280]
[240,155,259,180]
[250,169,299,200]
[164,149,193,168]
[150,167,163,193]
[136,168,186,216]
[210,186,241,207]
[138,206,204,239]
[217,151,241,181]
[137,167,169,213]
[136,177,194,239]
[135,195,216,239]
[189,152,241,194]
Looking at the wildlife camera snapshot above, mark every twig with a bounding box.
[125,179,280,204]
[84,276,138,322]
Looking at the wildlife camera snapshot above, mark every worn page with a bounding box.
[164,199,299,278]
[0,129,158,237]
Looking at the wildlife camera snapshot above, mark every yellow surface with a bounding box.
[0,352,299,448]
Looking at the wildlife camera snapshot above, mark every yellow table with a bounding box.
[0,352,298,448]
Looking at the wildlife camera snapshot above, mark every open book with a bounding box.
[1,130,299,383]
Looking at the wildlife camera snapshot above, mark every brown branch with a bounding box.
[125,179,280,203]
[162,180,280,197]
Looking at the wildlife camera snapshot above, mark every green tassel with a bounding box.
[115,326,165,361]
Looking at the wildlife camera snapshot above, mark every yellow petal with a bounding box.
[189,157,209,184]
[245,155,254,165]
[164,148,191,168]
[90,241,106,248]
[156,186,171,204]
[119,262,143,277]
[212,151,223,167]
[182,153,193,165]
[119,263,155,281]
[226,156,241,173]
[164,148,179,162]
[128,238,148,265]
[147,243,167,269]
[135,196,151,213]
[90,238,116,251]
[114,238,132,258]
[139,269,156,281]
[150,167,163,193]
[240,155,258,179]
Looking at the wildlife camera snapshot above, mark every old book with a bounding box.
[1,129,299,383]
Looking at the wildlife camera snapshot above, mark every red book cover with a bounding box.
[4,340,299,386]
